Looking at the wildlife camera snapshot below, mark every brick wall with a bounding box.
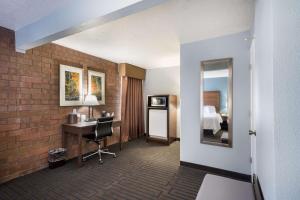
[0,27,121,183]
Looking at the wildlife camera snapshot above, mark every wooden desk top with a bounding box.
[63,119,122,128]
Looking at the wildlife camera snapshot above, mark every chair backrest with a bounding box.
[95,117,114,139]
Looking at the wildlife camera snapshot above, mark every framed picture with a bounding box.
[88,70,105,105]
[59,64,83,106]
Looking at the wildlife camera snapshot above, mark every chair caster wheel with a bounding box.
[99,160,104,164]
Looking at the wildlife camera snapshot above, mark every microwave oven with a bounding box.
[149,96,167,107]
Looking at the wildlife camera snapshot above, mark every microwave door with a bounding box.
[160,98,166,106]
[151,97,158,106]
[151,97,166,107]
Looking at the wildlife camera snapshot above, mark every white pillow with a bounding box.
[204,106,216,114]
[209,106,216,113]
[203,106,210,114]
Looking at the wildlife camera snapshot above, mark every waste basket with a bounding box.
[48,148,67,169]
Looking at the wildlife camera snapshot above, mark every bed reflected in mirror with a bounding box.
[200,58,233,147]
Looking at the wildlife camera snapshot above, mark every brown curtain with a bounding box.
[121,77,144,141]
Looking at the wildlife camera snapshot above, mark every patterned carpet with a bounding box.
[0,139,206,200]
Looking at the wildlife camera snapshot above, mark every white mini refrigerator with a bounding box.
[147,95,177,144]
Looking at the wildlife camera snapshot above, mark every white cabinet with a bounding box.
[149,109,168,140]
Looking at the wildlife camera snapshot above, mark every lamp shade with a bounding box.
[83,95,99,106]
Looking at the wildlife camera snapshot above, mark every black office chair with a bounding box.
[82,117,116,164]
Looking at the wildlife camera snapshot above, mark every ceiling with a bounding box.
[54,0,254,69]
[0,0,72,30]
[0,0,254,69]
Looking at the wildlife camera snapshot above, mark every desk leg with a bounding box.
[104,138,107,148]
[78,134,82,166]
[62,128,68,157]
[119,125,122,151]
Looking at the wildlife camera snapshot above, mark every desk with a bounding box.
[62,120,122,166]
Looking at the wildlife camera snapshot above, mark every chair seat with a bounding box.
[81,117,116,164]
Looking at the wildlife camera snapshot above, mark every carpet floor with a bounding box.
[0,139,206,200]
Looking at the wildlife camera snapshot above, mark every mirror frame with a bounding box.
[200,58,233,148]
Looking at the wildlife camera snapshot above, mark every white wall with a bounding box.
[254,0,300,199]
[273,0,300,199]
[252,0,300,199]
[180,31,251,175]
[144,66,181,137]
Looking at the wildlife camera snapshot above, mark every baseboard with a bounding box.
[253,174,264,200]
[146,137,170,145]
[180,161,251,182]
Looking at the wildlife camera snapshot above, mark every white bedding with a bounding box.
[203,106,222,135]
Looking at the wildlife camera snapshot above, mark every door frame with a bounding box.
[250,38,257,180]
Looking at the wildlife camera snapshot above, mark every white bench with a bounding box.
[196,174,254,200]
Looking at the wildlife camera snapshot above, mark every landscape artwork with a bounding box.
[60,64,83,106]
[88,70,105,105]
[65,71,80,101]
[91,75,102,101]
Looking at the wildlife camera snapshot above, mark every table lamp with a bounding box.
[83,94,99,121]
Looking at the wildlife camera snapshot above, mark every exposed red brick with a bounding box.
[0,27,121,183]
[0,124,20,132]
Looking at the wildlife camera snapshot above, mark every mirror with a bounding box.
[200,58,233,147]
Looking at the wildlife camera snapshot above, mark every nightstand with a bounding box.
[220,113,228,131]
